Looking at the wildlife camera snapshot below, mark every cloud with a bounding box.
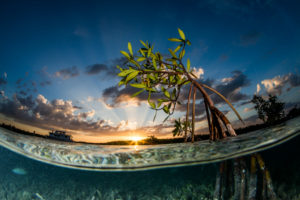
[259,73,300,95]
[191,67,204,79]
[55,66,79,80]
[102,85,163,108]
[243,107,254,113]
[239,30,262,46]
[84,57,128,77]
[85,64,109,75]
[213,70,250,103]
[256,83,261,94]
[0,94,115,132]
[40,80,52,86]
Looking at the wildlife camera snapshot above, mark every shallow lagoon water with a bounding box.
[0,119,299,200]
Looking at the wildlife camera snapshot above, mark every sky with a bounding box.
[0,0,300,142]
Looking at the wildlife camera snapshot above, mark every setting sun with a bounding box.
[130,136,143,142]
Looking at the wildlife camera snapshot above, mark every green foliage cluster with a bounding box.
[117,28,193,122]
[251,94,285,124]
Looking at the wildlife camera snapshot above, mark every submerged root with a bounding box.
[215,154,277,200]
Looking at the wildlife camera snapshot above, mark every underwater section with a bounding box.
[0,135,299,200]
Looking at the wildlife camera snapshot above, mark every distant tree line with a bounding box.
[251,94,300,124]
[0,123,47,139]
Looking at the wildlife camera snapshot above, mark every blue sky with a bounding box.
[0,0,300,142]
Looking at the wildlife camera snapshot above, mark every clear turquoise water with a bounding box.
[0,135,299,200]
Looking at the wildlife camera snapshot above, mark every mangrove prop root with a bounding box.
[255,154,277,200]
[191,80,236,139]
[192,86,196,143]
[204,99,212,136]
[185,84,193,142]
[239,159,247,200]
[215,155,277,200]
[248,155,257,200]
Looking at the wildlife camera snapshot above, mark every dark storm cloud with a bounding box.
[85,64,108,75]
[85,57,128,77]
[213,71,250,103]
[55,66,79,80]
[239,30,262,46]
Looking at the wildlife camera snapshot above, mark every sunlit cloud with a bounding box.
[259,73,300,95]
[243,107,253,113]
[191,67,204,79]
[256,83,261,94]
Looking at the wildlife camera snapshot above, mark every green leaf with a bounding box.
[132,89,145,97]
[178,28,186,40]
[146,87,156,92]
[172,88,176,99]
[149,101,156,109]
[148,91,151,101]
[147,48,152,57]
[179,49,185,59]
[157,100,163,108]
[153,57,157,70]
[183,80,190,85]
[118,69,134,77]
[186,40,191,46]
[168,38,182,42]
[174,45,181,53]
[140,40,148,49]
[187,58,191,72]
[130,83,146,88]
[125,71,139,83]
[118,80,124,86]
[164,90,170,99]
[128,42,133,56]
[137,57,146,62]
[139,49,145,57]
[163,105,169,113]
[148,74,156,81]
[129,59,140,68]
[168,48,177,59]
[120,51,130,59]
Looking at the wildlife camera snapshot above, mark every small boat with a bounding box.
[48,130,72,142]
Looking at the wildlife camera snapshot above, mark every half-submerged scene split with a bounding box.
[0,1,299,199]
